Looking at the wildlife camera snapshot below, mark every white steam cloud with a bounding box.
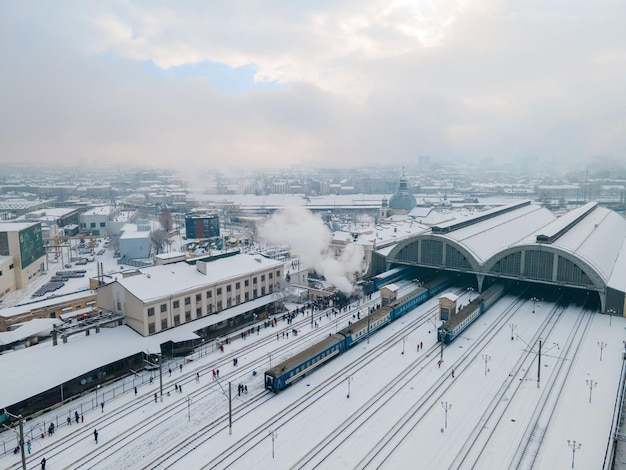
[258,206,364,294]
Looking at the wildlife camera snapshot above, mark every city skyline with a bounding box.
[1,1,625,170]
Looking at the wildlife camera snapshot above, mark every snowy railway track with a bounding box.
[448,296,571,469]
[350,294,527,469]
[509,304,593,469]
[6,297,383,469]
[168,296,453,469]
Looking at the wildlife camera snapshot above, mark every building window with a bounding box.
[184,297,191,305]
[185,311,191,322]
[160,304,167,313]
[161,318,168,329]
[147,307,155,317]
[261,274,265,281]
[245,292,249,301]
[148,323,156,334]
[196,294,202,302]
[100,222,106,227]
[227,285,231,292]
[269,272,273,279]
[276,270,281,278]
[0,271,2,276]
[217,287,222,295]
[269,285,273,293]
[207,291,212,298]
[9,264,13,269]
[261,287,266,296]
[253,277,257,284]
[174,314,180,326]
[196,307,202,317]
[90,222,96,228]
[236,282,240,289]
[236,295,240,303]
[253,289,257,299]
[245,280,249,287]
[173,300,180,308]
[217,301,222,310]
[208,304,213,314]
[227,298,232,307]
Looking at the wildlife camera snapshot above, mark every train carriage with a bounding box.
[264,334,346,392]
[437,283,506,344]
[338,306,393,349]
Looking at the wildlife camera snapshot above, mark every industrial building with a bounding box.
[185,213,220,239]
[0,222,46,298]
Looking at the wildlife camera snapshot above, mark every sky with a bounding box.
[1,1,625,171]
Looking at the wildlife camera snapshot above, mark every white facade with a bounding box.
[97,254,284,336]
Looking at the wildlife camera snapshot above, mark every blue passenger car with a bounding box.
[437,284,505,344]
[264,334,347,392]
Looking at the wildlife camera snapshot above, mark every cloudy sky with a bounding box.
[1,1,625,171]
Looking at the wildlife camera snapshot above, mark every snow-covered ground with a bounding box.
[1,287,624,469]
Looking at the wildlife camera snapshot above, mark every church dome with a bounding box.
[388,174,416,211]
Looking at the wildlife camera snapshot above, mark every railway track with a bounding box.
[6,293,388,469]
[176,294,455,469]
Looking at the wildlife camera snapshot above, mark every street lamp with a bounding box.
[346,375,353,398]
[402,336,407,355]
[597,342,607,361]
[482,354,491,376]
[3,410,26,470]
[441,401,452,429]
[531,297,539,314]
[567,440,581,468]
[467,287,474,302]
[144,352,164,402]
[509,323,517,341]
[95,384,101,409]
[586,379,597,404]
[607,308,616,326]
[269,429,278,458]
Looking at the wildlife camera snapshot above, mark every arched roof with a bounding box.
[382,201,626,296]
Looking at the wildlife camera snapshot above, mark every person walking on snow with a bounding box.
[94,429,98,444]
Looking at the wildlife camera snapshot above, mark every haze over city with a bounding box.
[1,1,625,171]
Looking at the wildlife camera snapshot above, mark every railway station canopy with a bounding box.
[380,201,626,314]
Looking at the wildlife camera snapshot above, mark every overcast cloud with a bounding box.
[1,1,624,170]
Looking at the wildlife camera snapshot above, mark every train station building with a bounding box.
[374,200,626,316]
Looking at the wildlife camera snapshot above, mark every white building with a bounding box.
[96,253,284,336]
[119,222,151,259]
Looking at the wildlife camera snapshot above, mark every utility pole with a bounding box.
[537,339,542,388]
[482,354,491,376]
[586,379,597,404]
[441,401,452,429]
[269,429,278,458]
[228,382,232,435]
[3,410,26,470]
[567,440,581,468]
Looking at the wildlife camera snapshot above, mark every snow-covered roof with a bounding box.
[0,291,282,409]
[116,254,283,303]
[439,293,459,302]
[438,203,555,263]
[0,318,59,346]
[0,221,40,232]
[0,290,96,318]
